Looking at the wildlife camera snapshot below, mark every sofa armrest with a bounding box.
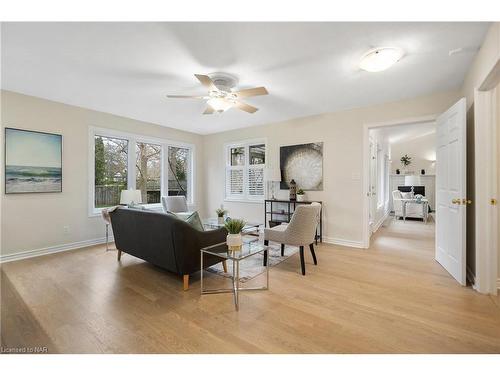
[171,224,228,275]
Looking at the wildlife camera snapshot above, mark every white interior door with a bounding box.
[435,98,467,285]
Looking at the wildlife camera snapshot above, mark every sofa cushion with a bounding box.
[173,211,204,231]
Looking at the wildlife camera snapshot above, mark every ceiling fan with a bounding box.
[167,73,268,114]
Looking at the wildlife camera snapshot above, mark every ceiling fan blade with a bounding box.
[166,95,206,99]
[203,106,215,115]
[234,87,268,98]
[234,101,258,114]
[195,74,218,91]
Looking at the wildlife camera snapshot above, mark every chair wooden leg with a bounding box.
[117,250,122,261]
[222,260,228,273]
[309,243,317,265]
[263,240,269,266]
[281,243,285,257]
[183,275,189,291]
[299,246,305,275]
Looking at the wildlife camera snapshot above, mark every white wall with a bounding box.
[390,132,436,175]
[202,90,461,246]
[1,90,205,258]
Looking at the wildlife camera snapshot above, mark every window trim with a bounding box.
[88,126,195,217]
[224,138,267,203]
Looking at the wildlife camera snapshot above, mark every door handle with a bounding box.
[492,198,498,206]
[462,199,472,205]
[451,198,461,204]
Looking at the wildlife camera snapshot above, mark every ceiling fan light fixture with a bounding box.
[207,97,233,112]
[359,47,404,72]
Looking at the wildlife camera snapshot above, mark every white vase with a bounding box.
[217,216,224,224]
[226,233,243,251]
[296,194,305,202]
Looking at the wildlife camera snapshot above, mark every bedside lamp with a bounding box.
[264,168,282,200]
[120,189,142,207]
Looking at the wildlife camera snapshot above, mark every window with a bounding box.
[167,146,190,200]
[90,127,194,215]
[225,140,266,201]
[94,135,128,208]
[136,142,162,204]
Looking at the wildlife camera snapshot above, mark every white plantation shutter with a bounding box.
[248,167,264,197]
[227,168,244,196]
[225,141,265,200]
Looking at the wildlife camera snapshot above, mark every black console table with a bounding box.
[264,199,323,243]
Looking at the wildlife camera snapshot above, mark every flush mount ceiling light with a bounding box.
[359,47,404,72]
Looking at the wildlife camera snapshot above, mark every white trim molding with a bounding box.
[372,209,390,234]
[323,237,365,249]
[0,236,113,263]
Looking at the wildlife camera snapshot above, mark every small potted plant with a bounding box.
[224,218,246,251]
[296,188,306,202]
[400,154,412,174]
[215,206,227,224]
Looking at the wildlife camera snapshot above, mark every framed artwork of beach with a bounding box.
[5,128,62,194]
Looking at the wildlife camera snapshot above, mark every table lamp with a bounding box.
[120,189,142,207]
[264,168,281,200]
[404,175,422,194]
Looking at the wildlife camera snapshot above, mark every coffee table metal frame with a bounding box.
[200,241,269,311]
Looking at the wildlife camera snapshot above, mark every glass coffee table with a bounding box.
[200,240,269,311]
[203,218,261,236]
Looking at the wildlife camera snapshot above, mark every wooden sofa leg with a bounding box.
[117,250,122,261]
[183,275,189,291]
[281,243,285,257]
[222,260,228,273]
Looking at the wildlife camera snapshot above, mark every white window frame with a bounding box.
[88,126,195,217]
[224,138,267,203]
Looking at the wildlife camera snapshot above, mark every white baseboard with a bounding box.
[372,210,390,234]
[0,236,114,263]
[323,237,365,249]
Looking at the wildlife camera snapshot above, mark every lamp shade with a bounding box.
[404,175,422,186]
[264,168,282,182]
[120,189,142,205]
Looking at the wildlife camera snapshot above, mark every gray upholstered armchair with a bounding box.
[263,202,321,275]
[162,195,188,213]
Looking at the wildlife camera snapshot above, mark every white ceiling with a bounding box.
[1,22,489,135]
[372,122,436,144]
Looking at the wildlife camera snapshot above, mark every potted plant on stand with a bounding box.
[216,206,227,224]
[400,154,412,174]
[224,219,246,251]
[296,189,306,202]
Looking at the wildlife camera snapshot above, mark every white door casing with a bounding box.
[435,98,467,285]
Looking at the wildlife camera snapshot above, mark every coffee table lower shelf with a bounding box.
[200,242,269,311]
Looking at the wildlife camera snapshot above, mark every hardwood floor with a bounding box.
[1,218,500,353]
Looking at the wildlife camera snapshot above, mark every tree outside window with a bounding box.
[136,142,161,204]
[168,146,189,198]
[94,135,128,207]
